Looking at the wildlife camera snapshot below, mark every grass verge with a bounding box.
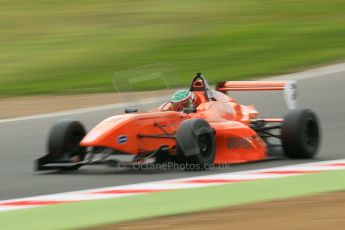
[0,0,345,96]
[1,170,344,230]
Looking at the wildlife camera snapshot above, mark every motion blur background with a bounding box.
[0,0,344,96]
[0,2,345,229]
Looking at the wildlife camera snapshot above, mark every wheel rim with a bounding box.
[198,133,212,159]
[304,117,319,152]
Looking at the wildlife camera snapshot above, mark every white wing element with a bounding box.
[216,80,299,110]
[284,81,298,110]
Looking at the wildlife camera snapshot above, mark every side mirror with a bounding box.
[183,107,197,114]
[124,108,138,113]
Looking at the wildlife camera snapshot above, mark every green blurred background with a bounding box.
[0,0,344,96]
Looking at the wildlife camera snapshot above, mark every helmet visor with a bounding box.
[171,96,194,111]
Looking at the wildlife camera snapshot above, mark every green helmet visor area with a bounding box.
[171,90,192,102]
[171,90,194,111]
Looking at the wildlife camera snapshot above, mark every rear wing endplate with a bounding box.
[216,81,298,110]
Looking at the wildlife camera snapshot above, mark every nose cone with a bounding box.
[80,111,184,155]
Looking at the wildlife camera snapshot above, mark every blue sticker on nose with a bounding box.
[117,135,128,144]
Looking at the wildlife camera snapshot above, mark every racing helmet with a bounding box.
[171,89,196,111]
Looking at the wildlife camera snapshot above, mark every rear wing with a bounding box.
[216,81,298,110]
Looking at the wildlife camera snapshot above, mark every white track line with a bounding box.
[0,96,170,124]
[1,62,345,124]
[266,62,345,81]
[0,159,344,213]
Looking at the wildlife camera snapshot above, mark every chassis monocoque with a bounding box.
[36,73,320,171]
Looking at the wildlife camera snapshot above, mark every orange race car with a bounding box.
[36,73,320,171]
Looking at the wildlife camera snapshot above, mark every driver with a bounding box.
[171,89,196,111]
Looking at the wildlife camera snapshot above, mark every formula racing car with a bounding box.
[36,73,320,171]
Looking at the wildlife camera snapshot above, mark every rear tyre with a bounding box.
[46,120,87,170]
[176,119,216,170]
[281,109,320,158]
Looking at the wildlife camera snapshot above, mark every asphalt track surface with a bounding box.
[0,66,344,200]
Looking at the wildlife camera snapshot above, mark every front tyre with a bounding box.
[176,119,216,170]
[281,109,320,159]
[47,120,87,169]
